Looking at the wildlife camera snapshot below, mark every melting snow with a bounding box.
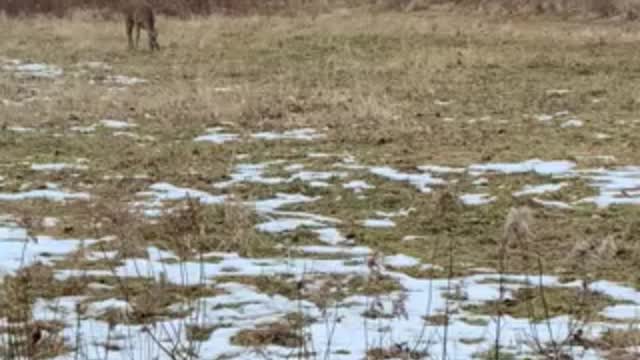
[313,228,348,245]
[0,189,90,201]
[289,170,347,182]
[4,150,640,359]
[370,166,446,193]
[342,180,374,193]
[535,114,554,122]
[252,128,325,141]
[513,182,567,197]
[532,198,572,209]
[252,193,319,213]
[561,119,584,128]
[106,75,147,85]
[214,163,286,188]
[602,304,640,320]
[546,89,570,95]
[460,193,496,205]
[46,244,640,360]
[384,254,420,268]
[469,159,576,175]
[100,119,136,129]
[256,218,324,233]
[2,62,63,78]
[0,223,94,274]
[7,126,36,133]
[70,125,97,133]
[361,218,396,228]
[139,183,226,206]
[418,165,466,174]
[30,163,88,172]
[194,127,240,144]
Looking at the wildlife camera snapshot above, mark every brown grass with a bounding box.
[1,7,640,357]
[3,0,640,18]
[231,321,304,348]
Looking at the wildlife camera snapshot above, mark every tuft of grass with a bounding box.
[465,286,624,321]
[366,346,427,360]
[231,321,304,348]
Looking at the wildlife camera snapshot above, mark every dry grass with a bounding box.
[231,320,305,348]
[3,0,640,18]
[3,10,640,280]
[1,7,640,358]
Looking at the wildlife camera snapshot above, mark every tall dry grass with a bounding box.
[0,0,365,17]
[3,0,640,17]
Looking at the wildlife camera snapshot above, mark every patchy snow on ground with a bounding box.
[194,127,240,144]
[513,182,567,197]
[7,126,37,132]
[370,166,447,193]
[460,193,496,205]
[256,218,325,233]
[361,218,396,228]
[0,189,90,202]
[3,150,640,359]
[0,221,94,274]
[469,159,576,176]
[342,180,375,193]
[105,75,147,86]
[2,61,63,78]
[43,237,640,360]
[100,119,137,129]
[561,119,584,128]
[30,163,88,172]
[139,183,227,207]
[252,128,325,141]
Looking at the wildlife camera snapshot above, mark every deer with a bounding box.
[124,2,160,51]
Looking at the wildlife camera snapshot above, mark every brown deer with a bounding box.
[124,2,160,51]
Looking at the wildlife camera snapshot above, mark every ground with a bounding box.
[0,8,639,360]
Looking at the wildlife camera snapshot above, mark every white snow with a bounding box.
[361,218,396,228]
[2,62,63,78]
[0,224,94,274]
[3,150,640,360]
[194,127,239,144]
[384,254,421,268]
[99,119,136,129]
[0,189,90,201]
[418,165,466,174]
[342,180,375,193]
[513,182,567,197]
[106,75,147,85]
[313,228,348,245]
[469,159,576,175]
[369,166,446,193]
[561,119,584,128]
[460,193,496,205]
[31,163,88,172]
[256,218,324,233]
[546,89,570,95]
[139,183,226,206]
[535,114,554,122]
[252,128,325,141]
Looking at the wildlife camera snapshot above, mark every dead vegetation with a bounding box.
[231,320,305,348]
[1,3,640,359]
[3,0,640,18]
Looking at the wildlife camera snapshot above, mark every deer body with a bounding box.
[124,2,159,51]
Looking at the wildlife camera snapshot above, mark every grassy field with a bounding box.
[1,8,640,359]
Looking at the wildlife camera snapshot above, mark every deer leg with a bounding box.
[152,31,160,51]
[148,30,154,51]
[135,25,141,49]
[126,20,134,50]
